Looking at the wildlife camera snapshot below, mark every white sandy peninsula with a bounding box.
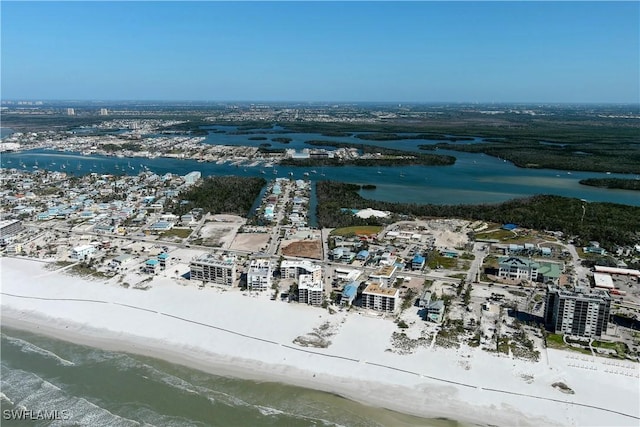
[1,257,638,426]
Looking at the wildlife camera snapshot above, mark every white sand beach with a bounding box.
[1,257,638,426]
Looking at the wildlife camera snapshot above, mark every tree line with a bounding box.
[169,176,266,217]
[316,181,640,249]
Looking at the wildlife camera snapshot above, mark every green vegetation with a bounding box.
[171,176,266,217]
[579,178,640,191]
[401,288,418,311]
[160,228,192,239]
[315,181,640,248]
[321,131,352,137]
[330,225,383,237]
[592,340,629,358]
[356,133,474,142]
[271,137,292,144]
[545,333,565,349]
[281,112,640,174]
[475,229,517,241]
[427,137,640,173]
[101,142,143,152]
[426,251,457,269]
[278,140,455,167]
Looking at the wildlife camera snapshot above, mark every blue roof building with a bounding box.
[356,250,370,261]
[412,254,425,270]
[502,223,518,231]
[341,281,359,306]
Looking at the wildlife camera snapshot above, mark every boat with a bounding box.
[303,172,309,177]
[311,170,317,174]
[260,170,266,174]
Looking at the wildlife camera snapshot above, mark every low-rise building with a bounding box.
[411,254,425,270]
[361,283,399,313]
[71,244,96,260]
[190,253,237,286]
[369,265,397,286]
[498,256,539,281]
[144,259,159,273]
[418,289,432,308]
[426,300,445,323]
[183,171,202,185]
[341,281,359,306]
[157,252,169,269]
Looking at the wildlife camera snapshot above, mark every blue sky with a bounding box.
[1,1,638,103]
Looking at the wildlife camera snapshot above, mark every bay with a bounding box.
[2,145,638,207]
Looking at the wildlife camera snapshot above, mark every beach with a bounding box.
[1,257,638,426]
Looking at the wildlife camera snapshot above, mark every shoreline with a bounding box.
[1,257,639,426]
[0,313,459,426]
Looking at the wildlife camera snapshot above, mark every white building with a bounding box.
[66,108,75,116]
[247,259,272,291]
[190,253,236,286]
[498,257,539,281]
[369,265,397,286]
[99,108,108,116]
[71,244,96,260]
[298,274,324,306]
[280,260,322,282]
[361,283,399,313]
[0,219,23,245]
[183,171,202,185]
[334,267,362,282]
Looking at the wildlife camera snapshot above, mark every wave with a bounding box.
[2,334,75,366]
[0,366,140,426]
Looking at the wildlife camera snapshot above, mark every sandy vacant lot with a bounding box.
[196,215,245,248]
[280,240,322,259]
[230,233,270,252]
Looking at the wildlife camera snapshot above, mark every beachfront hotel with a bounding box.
[280,260,322,282]
[247,258,272,291]
[297,274,324,306]
[190,253,237,286]
[361,283,399,313]
[544,285,611,338]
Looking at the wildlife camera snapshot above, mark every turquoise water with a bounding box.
[0,327,457,427]
[2,144,639,207]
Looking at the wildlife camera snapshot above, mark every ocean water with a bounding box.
[0,327,459,427]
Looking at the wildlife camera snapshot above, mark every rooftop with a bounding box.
[363,283,399,297]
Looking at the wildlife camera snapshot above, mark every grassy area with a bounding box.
[475,229,517,240]
[330,225,383,236]
[592,340,628,357]
[161,228,193,239]
[427,253,458,269]
[546,333,565,349]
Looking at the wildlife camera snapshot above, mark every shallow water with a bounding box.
[0,327,461,427]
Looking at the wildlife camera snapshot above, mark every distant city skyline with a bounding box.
[1,2,638,103]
